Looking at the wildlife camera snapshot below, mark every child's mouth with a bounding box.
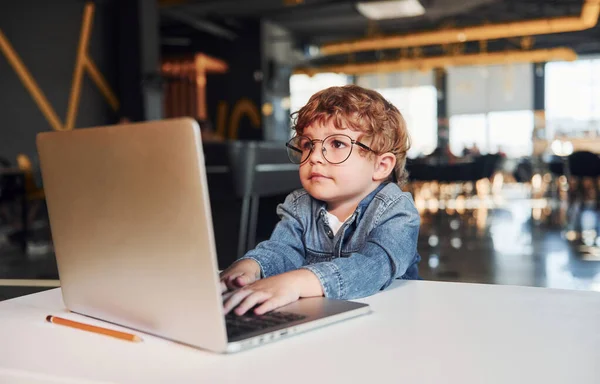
[310,173,329,180]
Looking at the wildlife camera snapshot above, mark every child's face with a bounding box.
[299,120,381,212]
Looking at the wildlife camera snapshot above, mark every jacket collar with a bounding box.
[315,182,389,225]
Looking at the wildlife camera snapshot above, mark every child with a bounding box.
[220,85,421,316]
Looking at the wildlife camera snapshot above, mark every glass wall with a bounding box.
[289,73,351,116]
[449,114,487,156]
[376,85,438,158]
[357,71,438,158]
[545,57,600,139]
[447,63,534,158]
[449,111,534,158]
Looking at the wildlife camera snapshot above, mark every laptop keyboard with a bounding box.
[225,311,306,339]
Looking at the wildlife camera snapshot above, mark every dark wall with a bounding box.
[117,0,162,122]
[163,20,264,140]
[0,0,119,164]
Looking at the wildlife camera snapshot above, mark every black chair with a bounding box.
[203,142,242,268]
[479,154,502,180]
[548,155,565,177]
[203,141,301,268]
[513,158,533,183]
[566,151,600,205]
[233,141,301,252]
[568,151,600,178]
[458,161,480,183]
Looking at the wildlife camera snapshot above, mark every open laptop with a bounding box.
[36,118,370,353]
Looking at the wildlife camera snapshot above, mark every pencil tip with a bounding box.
[133,335,143,342]
[45,315,52,322]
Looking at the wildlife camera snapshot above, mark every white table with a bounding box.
[1,281,599,384]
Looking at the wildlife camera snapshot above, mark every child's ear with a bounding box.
[373,153,396,182]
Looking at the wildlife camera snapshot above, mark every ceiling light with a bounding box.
[356,0,425,20]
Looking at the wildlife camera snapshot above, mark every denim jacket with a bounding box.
[239,182,421,300]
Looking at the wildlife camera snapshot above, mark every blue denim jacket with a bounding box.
[239,182,421,300]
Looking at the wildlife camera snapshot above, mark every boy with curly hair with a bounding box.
[221,85,421,315]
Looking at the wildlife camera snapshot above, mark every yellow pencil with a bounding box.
[46,315,142,342]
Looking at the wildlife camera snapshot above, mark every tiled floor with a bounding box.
[1,183,600,301]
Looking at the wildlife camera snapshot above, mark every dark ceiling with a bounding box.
[159,0,600,65]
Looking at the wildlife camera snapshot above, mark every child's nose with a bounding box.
[308,142,326,164]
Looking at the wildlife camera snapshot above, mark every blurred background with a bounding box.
[1,0,600,300]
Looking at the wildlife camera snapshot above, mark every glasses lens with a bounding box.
[323,135,353,164]
[286,136,312,164]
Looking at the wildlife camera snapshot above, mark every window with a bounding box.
[546,57,600,138]
[449,114,487,156]
[488,111,533,158]
[450,111,533,158]
[376,86,438,158]
[289,73,350,116]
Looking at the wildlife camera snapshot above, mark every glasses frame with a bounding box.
[285,134,375,165]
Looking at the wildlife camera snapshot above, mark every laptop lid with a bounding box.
[37,118,229,352]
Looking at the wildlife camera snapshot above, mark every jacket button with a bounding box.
[326,228,334,238]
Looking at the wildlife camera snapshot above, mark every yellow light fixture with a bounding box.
[320,0,599,56]
[294,47,577,76]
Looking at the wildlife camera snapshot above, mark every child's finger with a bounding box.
[234,274,253,287]
[235,291,271,316]
[223,273,244,290]
[221,290,235,302]
[254,295,289,315]
[223,288,253,314]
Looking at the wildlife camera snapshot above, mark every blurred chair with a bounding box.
[566,151,600,205]
[203,141,300,268]
[203,142,242,269]
[568,151,600,178]
[479,154,502,180]
[548,155,565,177]
[513,158,533,183]
[242,141,301,251]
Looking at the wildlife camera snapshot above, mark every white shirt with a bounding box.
[325,211,351,236]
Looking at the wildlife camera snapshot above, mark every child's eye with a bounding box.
[331,140,347,149]
[300,141,313,150]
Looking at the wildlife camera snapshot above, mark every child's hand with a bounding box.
[223,269,323,316]
[219,259,261,293]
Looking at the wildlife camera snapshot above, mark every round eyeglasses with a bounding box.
[285,134,374,165]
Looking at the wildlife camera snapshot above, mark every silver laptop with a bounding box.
[36,118,370,353]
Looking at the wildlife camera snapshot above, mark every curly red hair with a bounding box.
[292,85,410,186]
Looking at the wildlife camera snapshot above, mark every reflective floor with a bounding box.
[415,180,600,291]
[1,180,600,301]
